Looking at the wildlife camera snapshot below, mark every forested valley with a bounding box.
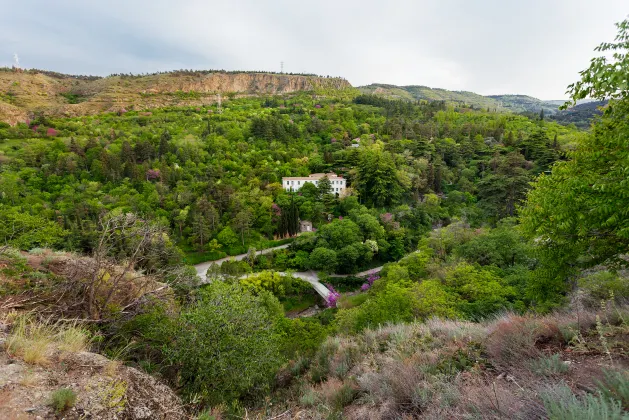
[0,19,628,420]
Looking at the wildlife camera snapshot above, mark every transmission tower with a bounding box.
[217,93,223,114]
[13,53,20,69]
[281,61,284,74]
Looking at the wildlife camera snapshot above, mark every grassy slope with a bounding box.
[264,305,629,419]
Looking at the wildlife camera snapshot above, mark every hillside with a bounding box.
[359,84,567,116]
[488,94,563,115]
[359,83,503,110]
[550,100,607,128]
[0,68,353,125]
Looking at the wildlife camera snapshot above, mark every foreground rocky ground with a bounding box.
[0,329,185,419]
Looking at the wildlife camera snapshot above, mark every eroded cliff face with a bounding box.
[0,70,354,124]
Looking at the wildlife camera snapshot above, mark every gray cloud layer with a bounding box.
[1,0,626,98]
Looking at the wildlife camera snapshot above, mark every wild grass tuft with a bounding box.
[6,317,55,365]
[50,387,77,412]
[5,316,91,365]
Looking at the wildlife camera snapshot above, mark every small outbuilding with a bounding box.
[300,220,313,232]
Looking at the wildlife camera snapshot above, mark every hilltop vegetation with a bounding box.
[0,68,352,125]
[359,84,565,115]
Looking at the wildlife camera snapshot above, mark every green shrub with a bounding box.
[299,387,318,407]
[167,282,284,405]
[597,369,629,410]
[542,385,628,420]
[332,383,357,410]
[579,271,629,306]
[336,283,415,333]
[530,353,570,376]
[50,388,77,412]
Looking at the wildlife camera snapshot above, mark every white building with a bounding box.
[282,173,347,195]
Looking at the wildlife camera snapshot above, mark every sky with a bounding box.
[0,0,626,99]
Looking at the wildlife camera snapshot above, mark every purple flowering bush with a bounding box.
[325,284,341,308]
[360,274,380,292]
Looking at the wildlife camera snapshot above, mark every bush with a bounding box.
[486,315,559,368]
[412,279,460,320]
[277,317,329,358]
[579,271,629,307]
[542,385,627,420]
[167,283,284,405]
[442,263,516,319]
[337,283,415,332]
[597,369,629,410]
[50,388,77,412]
[530,353,570,377]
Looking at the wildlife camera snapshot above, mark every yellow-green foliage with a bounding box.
[100,379,128,413]
[240,271,285,296]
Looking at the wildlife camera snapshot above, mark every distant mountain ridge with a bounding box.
[359,83,565,115]
[0,67,603,127]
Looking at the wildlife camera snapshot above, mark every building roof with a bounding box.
[282,172,344,181]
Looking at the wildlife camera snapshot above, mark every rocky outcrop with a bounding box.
[0,345,186,419]
[0,70,354,124]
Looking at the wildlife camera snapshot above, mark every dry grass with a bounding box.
[485,315,561,369]
[4,316,91,365]
[6,317,55,365]
[103,360,121,377]
[280,304,629,420]
[56,323,91,353]
[19,370,38,387]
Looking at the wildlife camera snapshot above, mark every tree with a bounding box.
[217,226,239,249]
[317,219,363,250]
[337,283,415,332]
[521,19,629,305]
[317,175,332,197]
[79,213,187,320]
[174,207,189,237]
[477,152,531,221]
[233,209,253,246]
[308,247,338,273]
[191,213,212,251]
[563,18,629,106]
[158,130,171,158]
[278,194,299,238]
[355,146,403,207]
[0,207,68,249]
[167,282,284,405]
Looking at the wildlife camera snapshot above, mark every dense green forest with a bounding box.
[0,90,583,268]
[1,19,629,419]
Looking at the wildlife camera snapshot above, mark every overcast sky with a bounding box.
[1,0,626,99]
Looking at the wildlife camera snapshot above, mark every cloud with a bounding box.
[0,0,626,98]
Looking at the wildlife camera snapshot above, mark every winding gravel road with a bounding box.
[193,245,388,301]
